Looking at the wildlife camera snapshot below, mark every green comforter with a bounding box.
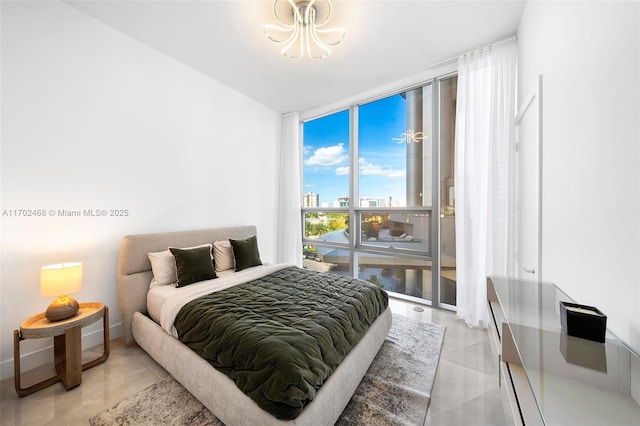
[173,266,389,420]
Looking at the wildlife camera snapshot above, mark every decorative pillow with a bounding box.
[229,235,262,272]
[169,245,217,287]
[213,240,234,272]
[148,250,177,287]
[148,243,213,287]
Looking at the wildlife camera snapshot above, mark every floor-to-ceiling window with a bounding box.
[302,76,457,307]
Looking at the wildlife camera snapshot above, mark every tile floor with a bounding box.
[1,298,506,425]
[387,298,506,426]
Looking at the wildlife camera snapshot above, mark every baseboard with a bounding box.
[0,322,123,381]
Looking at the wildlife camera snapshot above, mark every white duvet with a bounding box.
[147,264,292,337]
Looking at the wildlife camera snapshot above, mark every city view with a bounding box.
[302,95,410,208]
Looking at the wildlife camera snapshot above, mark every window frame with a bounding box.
[300,73,457,309]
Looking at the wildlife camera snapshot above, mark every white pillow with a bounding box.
[148,243,213,287]
[148,250,176,287]
[213,240,234,272]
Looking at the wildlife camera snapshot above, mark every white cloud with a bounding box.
[335,166,349,176]
[358,158,405,178]
[304,143,348,167]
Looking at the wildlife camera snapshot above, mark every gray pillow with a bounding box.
[170,245,217,287]
[229,235,262,271]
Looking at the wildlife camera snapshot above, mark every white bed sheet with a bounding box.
[147,268,234,324]
[146,264,291,337]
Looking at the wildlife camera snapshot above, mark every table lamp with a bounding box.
[40,263,82,321]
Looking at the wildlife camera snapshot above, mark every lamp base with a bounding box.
[45,296,80,321]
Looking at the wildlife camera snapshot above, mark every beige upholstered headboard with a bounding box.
[117,225,257,345]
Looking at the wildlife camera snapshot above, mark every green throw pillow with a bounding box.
[170,245,217,287]
[229,235,262,271]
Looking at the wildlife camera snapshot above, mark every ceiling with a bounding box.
[66,0,526,114]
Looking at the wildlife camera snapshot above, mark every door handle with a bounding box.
[522,267,535,274]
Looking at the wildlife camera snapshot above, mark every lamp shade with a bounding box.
[40,263,82,297]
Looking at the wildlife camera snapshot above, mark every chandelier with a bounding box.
[262,0,346,59]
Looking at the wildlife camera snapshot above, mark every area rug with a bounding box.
[90,314,445,426]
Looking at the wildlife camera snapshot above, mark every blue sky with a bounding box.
[303,95,408,207]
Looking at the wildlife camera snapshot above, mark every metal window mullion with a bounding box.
[432,81,441,308]
[355,245,432,260]
[350,105,359,278]
[301,240,351,251]
[299,120,305,244]
[301,207,350,214]
[353,208,432,213]
[352,207,432,213]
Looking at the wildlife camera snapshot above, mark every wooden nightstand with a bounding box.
[13,302,110,397]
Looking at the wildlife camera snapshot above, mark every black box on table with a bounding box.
[560,301,606,343]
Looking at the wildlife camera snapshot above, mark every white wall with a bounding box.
[0,1,281,379]
[518,1,640,350]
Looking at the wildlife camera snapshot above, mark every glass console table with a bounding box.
[487,276,640,425]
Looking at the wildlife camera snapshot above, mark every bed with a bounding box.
[117,225,393,425]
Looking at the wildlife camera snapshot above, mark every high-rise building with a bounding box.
[303,192,319,207]
[359,197,389,207]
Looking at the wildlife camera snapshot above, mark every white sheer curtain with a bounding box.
[455,37,517,327]
[277,112,303,266]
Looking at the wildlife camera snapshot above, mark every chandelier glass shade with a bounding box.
[263,0,346,59]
